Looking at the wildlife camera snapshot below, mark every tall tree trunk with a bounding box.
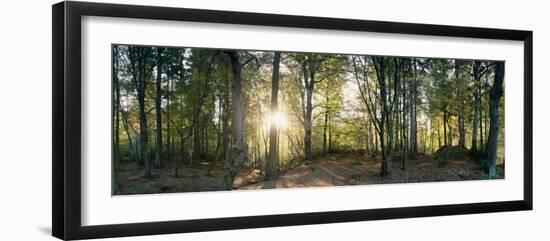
[374,57,390,178]
[129,47,151,178]
[401,65,408,170]
[304,70,314,162]
[223,51,248,190]
[456,60,466,147]
[155,47,163,168]
[480,73,489,152]
[265,52,281,180]
[409,59,417,157]
[139,95,150,178]
[222,82,230,177]
[166,78,171,160]
[112,46,120,193]
[486,62,505,178]
[472,61,480,152]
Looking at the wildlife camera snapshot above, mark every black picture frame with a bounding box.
[52,1,533,240]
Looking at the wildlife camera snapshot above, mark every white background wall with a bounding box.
[0,0,547,240]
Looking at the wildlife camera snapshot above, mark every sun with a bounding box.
[265,111,288,129]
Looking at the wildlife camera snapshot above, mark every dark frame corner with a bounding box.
[52,1,533,240]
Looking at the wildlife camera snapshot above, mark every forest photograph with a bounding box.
[111,44,505,195]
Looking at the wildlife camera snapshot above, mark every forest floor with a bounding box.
[116,151,504,195]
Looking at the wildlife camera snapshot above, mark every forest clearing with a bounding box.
[111,45,505,195]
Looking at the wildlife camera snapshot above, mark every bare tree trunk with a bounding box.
[374,57,390,178]
[112,46,120,193]
[328,114,333,152]
[486,62,504,178]
[436,117,441,148]
[265,52,281,180]
[409,59,417,157]
[443,111,448,146]
[155,47,163,168]
[304,70,314,162]
[401,64,408,170]
[166,78,171,161]
[323,111,328,154]
[222,84,230,176]
[472,61,480,152]
[129,47,151,178]
[223,51,248,190]
[456,60,466,147]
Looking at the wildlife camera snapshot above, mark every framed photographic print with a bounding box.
[52,1,533,240]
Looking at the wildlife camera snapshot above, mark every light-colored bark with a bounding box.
[223,51,249,190]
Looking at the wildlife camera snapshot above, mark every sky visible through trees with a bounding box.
[112,44,505,195]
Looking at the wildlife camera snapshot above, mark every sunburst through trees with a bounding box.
[112,45,505,195]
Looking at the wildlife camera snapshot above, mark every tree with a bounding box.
[128,46,153,178]
[471,60,481,152]
[372,57,391,178]
[471,60,491,153]
[455,60,466,148]
[265,52,281,180]
[155,47,164,168]
[112,45,120,193]
[400,58,409,169]
[486,62,504,178]
[223,50,251,190]
[409,58,418,156]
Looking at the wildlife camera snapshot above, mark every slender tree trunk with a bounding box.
[374,123,379,155]
[166,78,171,161]
[155,47,163,168]
[436,117,441,148]
[456,61,466,147]
[112,46,120,193]
[401,65,408,169]
[129,47,151,178]
[486,62,505,178]
[323,111,329,154]
[265,52,281,180]
[139,98,150,178]
[365,120,371,155]
[222,83,230,176]
[374,57,390,178]
[480,95,484,151]
[409,59,417,157]
[443,111,448,146]
[304,71,314,162]
[472,61,480,152]
[328,114,333,151]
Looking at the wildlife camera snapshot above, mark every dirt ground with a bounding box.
[115,152,504,195]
